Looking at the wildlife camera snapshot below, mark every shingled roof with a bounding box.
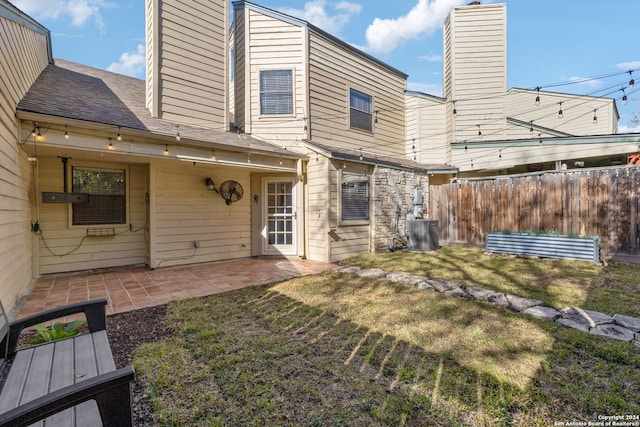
[17,59,297,157]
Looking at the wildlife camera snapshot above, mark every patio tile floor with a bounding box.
[16,257,336,319]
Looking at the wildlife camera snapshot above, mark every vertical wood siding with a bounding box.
[37,158,148,274]
[308,33,407,158]
[428,167,640,258]
[0,13,50,308]
[152,0,227,128]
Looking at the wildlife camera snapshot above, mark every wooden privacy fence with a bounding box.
[427,166,640,258]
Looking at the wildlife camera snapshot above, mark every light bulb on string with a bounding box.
[477,124,481,137]
[593,110,598,124]
[534,87,541,106]
[558,102,563,119]
[107,138,114,151]
[163,145,169,155]
[117,127,122,141]
[175,125,181,142]
[629,70,635,88]
[529,120,534,135]
[452,100,457,116]
[64,125,70,139]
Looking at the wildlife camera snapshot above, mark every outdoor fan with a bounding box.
[219,180,244,205]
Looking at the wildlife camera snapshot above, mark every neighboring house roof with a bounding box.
[305,140,457,174]
[508,87,620,122]
[234,1,408,80]
[0,0,53,63]
[405,91,446,103]
[506,117,574,137]
[17,59,299,158]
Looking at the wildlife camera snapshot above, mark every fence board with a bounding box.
[429,166,640,258]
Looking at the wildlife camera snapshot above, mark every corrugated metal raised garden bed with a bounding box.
[486,232,600,263]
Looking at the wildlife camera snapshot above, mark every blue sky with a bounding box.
[12,0,640,131]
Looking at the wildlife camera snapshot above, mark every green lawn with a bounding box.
[134,248,640,426]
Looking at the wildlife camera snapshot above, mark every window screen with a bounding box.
[341,172,370,221]
[72,167,126,225]
[349,88,373,132]
[260,70,293,115]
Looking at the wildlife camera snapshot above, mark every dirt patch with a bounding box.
[107,305,169,426]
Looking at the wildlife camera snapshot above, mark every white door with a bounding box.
[263,179,297,255]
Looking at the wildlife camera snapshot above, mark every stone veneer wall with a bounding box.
[371,166,430,252]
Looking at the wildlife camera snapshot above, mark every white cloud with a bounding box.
[417,53,442,62]
[365,0,466,54]
[13,0,113,29]
[278,0,362,35]
[107,44,145,78]
[568,76,603,88]
[618,124,640,134]
[616,61,640,70]
[407,81,442,96]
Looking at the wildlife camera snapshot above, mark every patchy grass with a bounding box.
[134,248,640,426]
[343,246,640,317]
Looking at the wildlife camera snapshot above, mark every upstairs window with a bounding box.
[72,167,126,225]
[349,88,373,132]
[341,172,370,222]
[260,70,293,115]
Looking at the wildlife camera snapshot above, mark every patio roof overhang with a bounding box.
[305,140,458,175]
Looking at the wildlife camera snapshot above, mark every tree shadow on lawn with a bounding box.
[132,272,639,427]
[344,246,601,310]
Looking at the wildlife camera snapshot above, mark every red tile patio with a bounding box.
[15,257,337,319]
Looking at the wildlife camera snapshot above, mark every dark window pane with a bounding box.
[72,167,126,225]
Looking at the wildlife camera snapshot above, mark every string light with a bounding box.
[477,124,482,137]
[64,125,69,139]
[163,144,169,155]
[621,88,628,105]
[374,110,379,125]
[359,148,363,161]
[107,138,114,151]
[279,156,283,165]
[593,109,598,124]
[247,153,251,163]
[452,100,457,116]
[529,120,534,135]
[211,149,216,160]
[117,127,122,141]
[31,125,37,137]
[175,125,181,142]
[629,70,635,88]
[558,102,563,119]
[464,143,468,152]
[498,149,502,160]
[534,87,540,106]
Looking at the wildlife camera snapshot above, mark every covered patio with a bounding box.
[15,257,336,319]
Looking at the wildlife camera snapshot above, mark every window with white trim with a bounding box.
[72,167,126,225]
[341,172,370,221]
[260,69,293,115]
[349,88,373,132]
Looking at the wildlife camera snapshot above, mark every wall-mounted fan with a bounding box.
[219,180,244,205]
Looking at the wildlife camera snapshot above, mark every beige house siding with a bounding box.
[0,6,51,309]
[237,9,306,141]
[505,89,618,138]
[308,32,407,159]
[305,154,330,262]
[151,160,252,268]
[36,157,147,274]
[146,0,227,128]
[328,161,371,262]
[406,93,448,164]
[443,3,507,145]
